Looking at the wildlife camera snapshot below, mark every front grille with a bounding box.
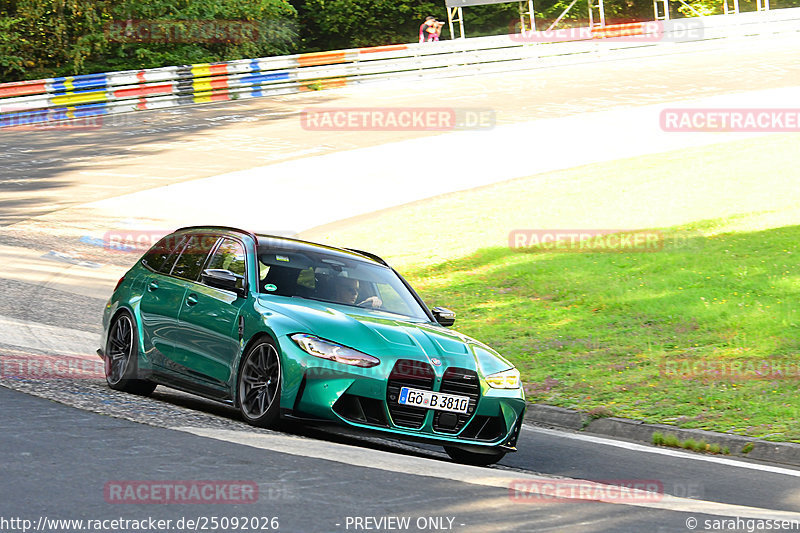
[386,360,435,429]
[432,367,479,433]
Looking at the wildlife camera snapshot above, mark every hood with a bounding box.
[257,295,514,376]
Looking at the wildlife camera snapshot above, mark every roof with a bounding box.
[174,225,387,266]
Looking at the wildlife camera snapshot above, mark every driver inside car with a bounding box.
[334,276,382,308]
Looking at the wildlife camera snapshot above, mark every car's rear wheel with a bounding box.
[443,445,506,466]
[105,312,156,396]
[238,338,282,428]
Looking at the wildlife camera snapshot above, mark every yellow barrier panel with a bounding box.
[51,91,107,106]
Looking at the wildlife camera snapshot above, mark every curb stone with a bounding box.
[523,403,800,468]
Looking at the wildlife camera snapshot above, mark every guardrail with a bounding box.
[2,8,799,128]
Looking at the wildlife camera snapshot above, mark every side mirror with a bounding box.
[431,306,456,327]
[202,269,245,297]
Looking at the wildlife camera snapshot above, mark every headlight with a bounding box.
[290,334,380,368]
[485,368,520,389]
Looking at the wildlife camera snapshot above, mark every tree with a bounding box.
[0,0,297,82]
[293,0,519,51]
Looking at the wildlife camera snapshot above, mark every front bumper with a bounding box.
[279,342,526,452]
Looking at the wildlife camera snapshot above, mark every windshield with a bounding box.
[256,246,430,321]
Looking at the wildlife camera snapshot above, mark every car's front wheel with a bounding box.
[443,445,506,466]
[238,338,282,428]
[105,312,156,396]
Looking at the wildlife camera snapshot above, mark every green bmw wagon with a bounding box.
[99,226,526,465]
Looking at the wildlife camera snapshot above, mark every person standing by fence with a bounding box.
[419,16,444,42]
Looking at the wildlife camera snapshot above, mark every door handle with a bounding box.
[186,294,199,306]
[148,281,159,291]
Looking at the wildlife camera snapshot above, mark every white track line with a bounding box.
[523,425,800,478]
[176,426,800,521]
[0,314,98,356]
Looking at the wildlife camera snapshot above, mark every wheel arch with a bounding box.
[109,303,140,346]
[106,302,151,374]
[233,331,282,408]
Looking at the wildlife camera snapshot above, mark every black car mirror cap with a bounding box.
[431,306,456,327]
[202,269,246,297]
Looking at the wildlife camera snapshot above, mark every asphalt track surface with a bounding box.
[2,35,800,227]
[2,34,800,532]
[0,388,737,533]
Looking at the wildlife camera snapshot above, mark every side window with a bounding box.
[206,238,247,290]
[142,234,186,274]
[171,234,219,282]
[259,263,270,282]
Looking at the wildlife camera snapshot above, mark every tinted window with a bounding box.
[142,234,186,273]
[206,238,247,290]
[256,246,429,320]
[170,234,219,282]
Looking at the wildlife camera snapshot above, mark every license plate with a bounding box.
[398,387,470,414]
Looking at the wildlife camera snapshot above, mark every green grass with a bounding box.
[652,432,728,454]
[302,134,800,442]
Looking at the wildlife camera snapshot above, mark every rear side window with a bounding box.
[170,234,219,281]
[142,234,186,273]
[206,238,247,290]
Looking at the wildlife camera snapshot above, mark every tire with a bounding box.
[238,338,282,428]
[105,311,157,396]
[444,445,506,466]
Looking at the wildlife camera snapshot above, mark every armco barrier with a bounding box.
[1,8,800,128]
